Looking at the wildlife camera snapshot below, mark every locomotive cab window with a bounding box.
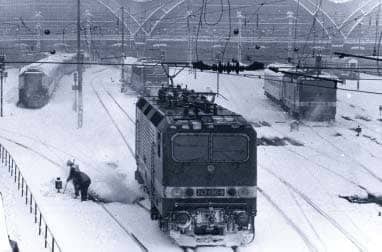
[212,134,249,162]
[172,134,209,162]
[172,133,249,162]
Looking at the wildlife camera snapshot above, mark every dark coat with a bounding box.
[67,168,91,188]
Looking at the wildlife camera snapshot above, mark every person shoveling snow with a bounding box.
[65,160,91,201]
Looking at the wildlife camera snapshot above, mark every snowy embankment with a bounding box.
[0,65,380,251]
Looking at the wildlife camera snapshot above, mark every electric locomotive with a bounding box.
[135,85,257,248]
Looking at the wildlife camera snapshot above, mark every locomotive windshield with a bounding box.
[212,135,249,162]
[172,134,209,162]
[172,133,249,162]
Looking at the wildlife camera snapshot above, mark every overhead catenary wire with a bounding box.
[10,56,382,95]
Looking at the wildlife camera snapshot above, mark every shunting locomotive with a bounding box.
[135,85,257,248]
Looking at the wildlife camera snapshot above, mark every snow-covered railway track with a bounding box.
[0,134,62,167]
[257,123,366,190]
[102,87,135,124]
[260,165,366,252]
[303,123,382,184]
[257,187,319,252]
[89,79,135,157]
[97,202,149,252]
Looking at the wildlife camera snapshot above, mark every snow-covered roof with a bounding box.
[19,53,76,77]
[124,57,138,65]
[265,63,294,76]
[0,193,11,252]
[124,57,164,67]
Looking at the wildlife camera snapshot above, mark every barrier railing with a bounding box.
[0,143,62,252]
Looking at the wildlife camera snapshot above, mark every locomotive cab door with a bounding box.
[150,142,160,220]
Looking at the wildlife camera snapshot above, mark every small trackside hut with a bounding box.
[135,85,257,248]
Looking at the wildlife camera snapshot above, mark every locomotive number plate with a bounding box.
[196,188,225,197]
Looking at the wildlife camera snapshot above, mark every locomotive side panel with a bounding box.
[263,69,283,102]
[135,98,164,210]
[281,75,300,115]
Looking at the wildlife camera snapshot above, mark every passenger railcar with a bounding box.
[122,57,169,95]
[18,53,77,108]
[264,65,338,121]
[135,86,257,248]
[263,63,292,103]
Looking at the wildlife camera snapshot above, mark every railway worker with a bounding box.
[355,125,362,137]
[290,120,299,132]
[66,164,91,201]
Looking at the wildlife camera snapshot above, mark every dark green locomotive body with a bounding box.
[135,87,256,247]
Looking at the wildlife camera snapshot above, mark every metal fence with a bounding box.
[0,143,62,252]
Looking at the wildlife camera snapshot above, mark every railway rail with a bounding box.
[89,75,135,157]
[302,122,382,184]
[260,164,366,252]
[257,187,319,252]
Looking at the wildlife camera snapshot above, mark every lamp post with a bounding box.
[62,23,77,44]
[237,11,244,63]
[121,6,125,91]
[287,11,295,63]
[34,11,43,52]
[77,0,83,129]
[84,9,93,61]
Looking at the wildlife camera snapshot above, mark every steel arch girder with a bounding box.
[291,0,345,41]
[344,1,382,40]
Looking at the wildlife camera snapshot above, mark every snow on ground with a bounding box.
[0,65,381,252]
[0,166,45,252]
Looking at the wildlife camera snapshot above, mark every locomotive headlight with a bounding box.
[174,211,192,229]
[238,187,250,197]
[185,188,194,197]
[236,212,250,226]
[227,188,237,197]
[191,121,202,130]
[171,187,184,198]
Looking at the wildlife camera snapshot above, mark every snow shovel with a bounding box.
[63,182,68,194]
